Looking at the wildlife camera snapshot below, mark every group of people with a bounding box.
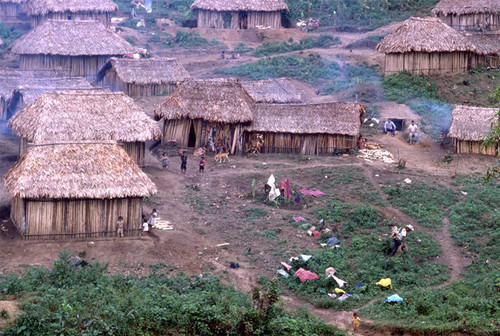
[383,119,418,145]
[220,50,240,60]
[115,209,159,237]
[160,151,206,174]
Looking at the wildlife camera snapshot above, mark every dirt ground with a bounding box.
[0,22,497,336]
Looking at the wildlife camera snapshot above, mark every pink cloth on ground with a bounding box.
[281,262,292,270]
[292,216,307,222]
[298,188,325,197]
[295,268,319,283]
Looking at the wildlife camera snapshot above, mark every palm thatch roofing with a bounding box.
[23,0,118,16]
[432,0,500,16]
[97,57,191,85]
[10,20,137,56]
[467,32,500,55]
[245,102,365,136]
[154,79,254,123]
[376,17,475,53]
[241,78,302,104]
[8,90,162,142]
[3,141,157,199]
[449,105,498,141]
[191,0,288,12]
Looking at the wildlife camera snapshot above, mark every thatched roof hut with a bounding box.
[23,0,118,27]
[10,20,138,78]
[96,57,191,97]
[377,17,478,75]
[241,78,302,103]
[0,0,24,22]
[448,105,498,155]
[8,90,161,165]
[244,102,365,155]
[191,0,288,29]
[432,0,500,32]
[3,141,157,240]
[467,32,500,68]
[155,79,254,153]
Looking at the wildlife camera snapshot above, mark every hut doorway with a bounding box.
[389,118,406,131]
[239,12,248,29]
[188,122,197,147]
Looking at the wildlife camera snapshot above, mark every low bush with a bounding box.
[0,23,22,49]
[345,34,386,49]
[253,35,340,57]
[383,71,442,103]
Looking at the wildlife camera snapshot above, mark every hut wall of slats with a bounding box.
[121,142,146,167]
[383,52,470,75]
[100,69,178,97]
[453,138,497,155]
[30,12,113,27]
[436,13,500,32]
[0,2,20,22]
[469,54,500,69]
[11,196,143,240]
[196,10,282,28]
[244,132,355,155]
[19,55,111,79]
[163,119,244,154]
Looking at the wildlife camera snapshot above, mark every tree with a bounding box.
[482,86,500,181]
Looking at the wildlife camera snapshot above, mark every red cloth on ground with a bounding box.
[313,231,321,238]
[295,268,319,282]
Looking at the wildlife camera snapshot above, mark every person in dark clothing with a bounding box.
[180,151,187,174]
[199,156,206,173]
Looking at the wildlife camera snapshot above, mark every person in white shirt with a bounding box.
[391,224,414,256]
[408,120,418,145]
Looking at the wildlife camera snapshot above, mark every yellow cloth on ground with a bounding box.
[376,278,393,289]
[334,288,346,294]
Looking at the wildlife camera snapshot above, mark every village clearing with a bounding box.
[0,3,499,335]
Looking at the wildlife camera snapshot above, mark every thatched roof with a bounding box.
[377,17,475,53]
[245,102,365,136]
[241,78,302,104]
[191,0,288,12]
[23,0,117,16]
[0,0,24,3]
[449,105,498,141]
[97,57,191,85]
[154,80,254,123]
[3,142,157,199]
[8,90,162,142]
[467,32,500,55]
[10,20,137,56]
[432,0,500,16]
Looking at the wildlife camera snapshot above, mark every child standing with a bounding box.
[142,215,149,235]
[116,216,125,238]
[161,152,168,170]
[352,312,361,333]
[149,209,157,229]
[199,156,206,173]
[180,151,187,174]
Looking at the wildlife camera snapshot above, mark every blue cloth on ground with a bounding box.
[385,294,404,303]
[300,254,312,262]
[326,237,340,246]
[276,269,289,278]
[356,282,364,287]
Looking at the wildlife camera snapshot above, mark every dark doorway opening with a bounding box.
[389,118,406,131]
[188,122,196,147]
[239,11,248,29]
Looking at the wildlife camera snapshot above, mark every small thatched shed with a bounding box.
[8,90,162,165]
[377,17,476,75]
[241,78,302,103]
[10,20,137,79]
[96,57,191,97]
[3,142,157,240]
[23,0,118,27]
[244,102,365,155]
[154,80,254,154]
[449,105,498,155]
[432,0,500,32]
[191,0,289,29]
[0,0,24,22]
[467,32,500,68]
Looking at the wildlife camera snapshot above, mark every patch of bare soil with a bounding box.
[0,300,20,329]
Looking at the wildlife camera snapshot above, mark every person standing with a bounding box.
[408,120,418,145]
[116,216,125,238]
[149,209,157,229]
[180,151,187,174]
[383,119,396,136]
[199,156,206,173]
[142,215,149,235]
[357,134,365,149]
[391,224,414,256]
[161,152,168,170]
[352,312,361,333]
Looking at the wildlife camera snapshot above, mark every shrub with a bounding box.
[0,23,22,49]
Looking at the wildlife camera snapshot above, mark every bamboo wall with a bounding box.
[383,52,470,75]
[470,54,500,69]
[19,137,29,156]
[30,11,113,27]
[121,141,146,167]
[436,13,500,31]
[453,138,497,155]
[245,132,355,155]
[162,119,244,154]
[100,70,179,96]
[11,197,143,240]
[20,55,111,79]
[197,10,282,28]
[0,3,20,22]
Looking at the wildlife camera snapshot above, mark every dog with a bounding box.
[214,152,230,163]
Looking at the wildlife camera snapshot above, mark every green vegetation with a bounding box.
[233,43,254,53]
[0,251,346,336]
[253,35,340,57]
[147,30,225,49]
[0,23,22,49]
[113,0,195,26]
[320,63,380,96]
[482,86,500,180]
[345,34,386,49]
[284,0,439,30]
